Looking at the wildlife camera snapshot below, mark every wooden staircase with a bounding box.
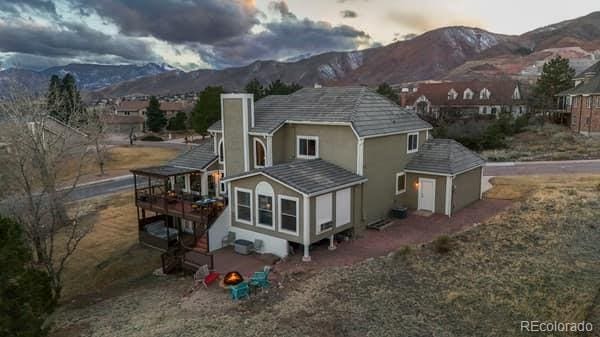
[194,234,209,253]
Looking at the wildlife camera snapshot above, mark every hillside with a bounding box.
[0,63,174,96]
[3,12,600,98]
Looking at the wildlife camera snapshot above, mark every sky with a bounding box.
[0,0,598,71]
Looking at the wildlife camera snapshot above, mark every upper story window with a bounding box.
[218,139,224,163]
[447,89,458,100]
[407,132,419,154]
[480,88,490,100]
[254,139,266,168]
[586,96,592,108]
[463,88,473,100]
[297,136,319,159]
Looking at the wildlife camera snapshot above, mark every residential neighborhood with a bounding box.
[1,2,600,337]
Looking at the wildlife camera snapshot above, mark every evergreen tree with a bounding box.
[376,82,399,102]
[47,73,85,124]
[245,78,265,101]
[46,75,61,117]
[0,216,55,337]
[532,56,576,110]
[191,86,224,134]
[145,96,167,132]
[167,111,188,131]
[264,80,302,96]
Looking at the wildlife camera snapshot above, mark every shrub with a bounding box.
[433,235,453,254]
[140,135,164,142]
[166,111,188,131]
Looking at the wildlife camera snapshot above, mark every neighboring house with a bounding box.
[131,87,485,264]
[115,100,192,118]
[400,80,528,119]
[557,61,600,135]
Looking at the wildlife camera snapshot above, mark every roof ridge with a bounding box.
[349,86,368,123]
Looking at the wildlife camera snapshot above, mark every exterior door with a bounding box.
[418,178,435,212]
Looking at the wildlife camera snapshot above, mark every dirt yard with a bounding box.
[50,175,600,337]
[482,124,600,162]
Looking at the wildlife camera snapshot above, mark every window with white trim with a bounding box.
[254,138,266,168]
[235,188,252,224]
[396,172,406,194]
[586,96,592,108]
[316,193,333,234]
[407,133,419,153]
[297,136,318,159]
[279,195,299,235]
[218,139,224,163]
[255,181,274,229]
[463,88,473,100]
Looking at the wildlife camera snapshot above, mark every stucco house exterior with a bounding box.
[131,87,485,264]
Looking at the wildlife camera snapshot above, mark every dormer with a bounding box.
[479,88,490,100]
[447,88,458,100]
[512,86,521,100]
[463,88,473,100]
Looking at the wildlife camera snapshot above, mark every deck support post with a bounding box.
[302,195,311,262]
[328,235,336,251]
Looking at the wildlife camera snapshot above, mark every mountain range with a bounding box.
[1,11,600,99]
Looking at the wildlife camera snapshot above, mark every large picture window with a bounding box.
[235,188,252,224]
[279,195,299,235]
[297,136,318,159]
[407,133,419,153]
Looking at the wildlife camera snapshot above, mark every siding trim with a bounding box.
[362,127,432,139]
[445,176,453,216]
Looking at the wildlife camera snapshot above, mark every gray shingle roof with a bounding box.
[405,139,485,175]
[167,141,217,170]
[559,73,600,95]
[210,87,431,137]
[207,120,221,132]
[224,159,367,196]
[131,165,200,178]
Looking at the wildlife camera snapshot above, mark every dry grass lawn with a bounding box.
[61,146,179,184]
[61,192,160,300]
[482,124,600,162]
[51,175,600,337]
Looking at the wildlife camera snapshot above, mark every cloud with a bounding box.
[0,0,57,16]
[205,15,372,68]
[72,0,260,44]
[268,1,296,19]
[340,10,358,18]
[387,10,483,32]
[0,20,157,62]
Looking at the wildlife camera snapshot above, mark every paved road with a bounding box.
[67,175,135,201]
[484,160,600,176]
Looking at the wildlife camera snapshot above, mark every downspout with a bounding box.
[578,96,583,133]
[302,195,311,262]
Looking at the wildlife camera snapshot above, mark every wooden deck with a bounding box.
[136,194,224,224]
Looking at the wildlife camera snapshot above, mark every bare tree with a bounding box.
[0,93,101,301]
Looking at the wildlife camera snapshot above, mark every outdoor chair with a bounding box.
[249,266,271,289]
[222,231,235,247]
[230,282,250,300]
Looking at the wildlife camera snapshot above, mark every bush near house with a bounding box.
[432,114,530,152]
[139,135,164,142]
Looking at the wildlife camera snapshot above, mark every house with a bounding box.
[400,80,528,119]
[557,61,600,135]
[115,100,192,118]
[131,87,485,265]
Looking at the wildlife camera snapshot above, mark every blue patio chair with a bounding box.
[230,282,250,300]
[249,266,271,289]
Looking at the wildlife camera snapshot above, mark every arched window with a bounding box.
[255,181,274,229]
[218,139,224,163]
[254,139,266,168]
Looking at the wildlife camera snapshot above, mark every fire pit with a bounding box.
[222,271,244,287]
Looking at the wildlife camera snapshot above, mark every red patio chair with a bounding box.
[203,272,220,288]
